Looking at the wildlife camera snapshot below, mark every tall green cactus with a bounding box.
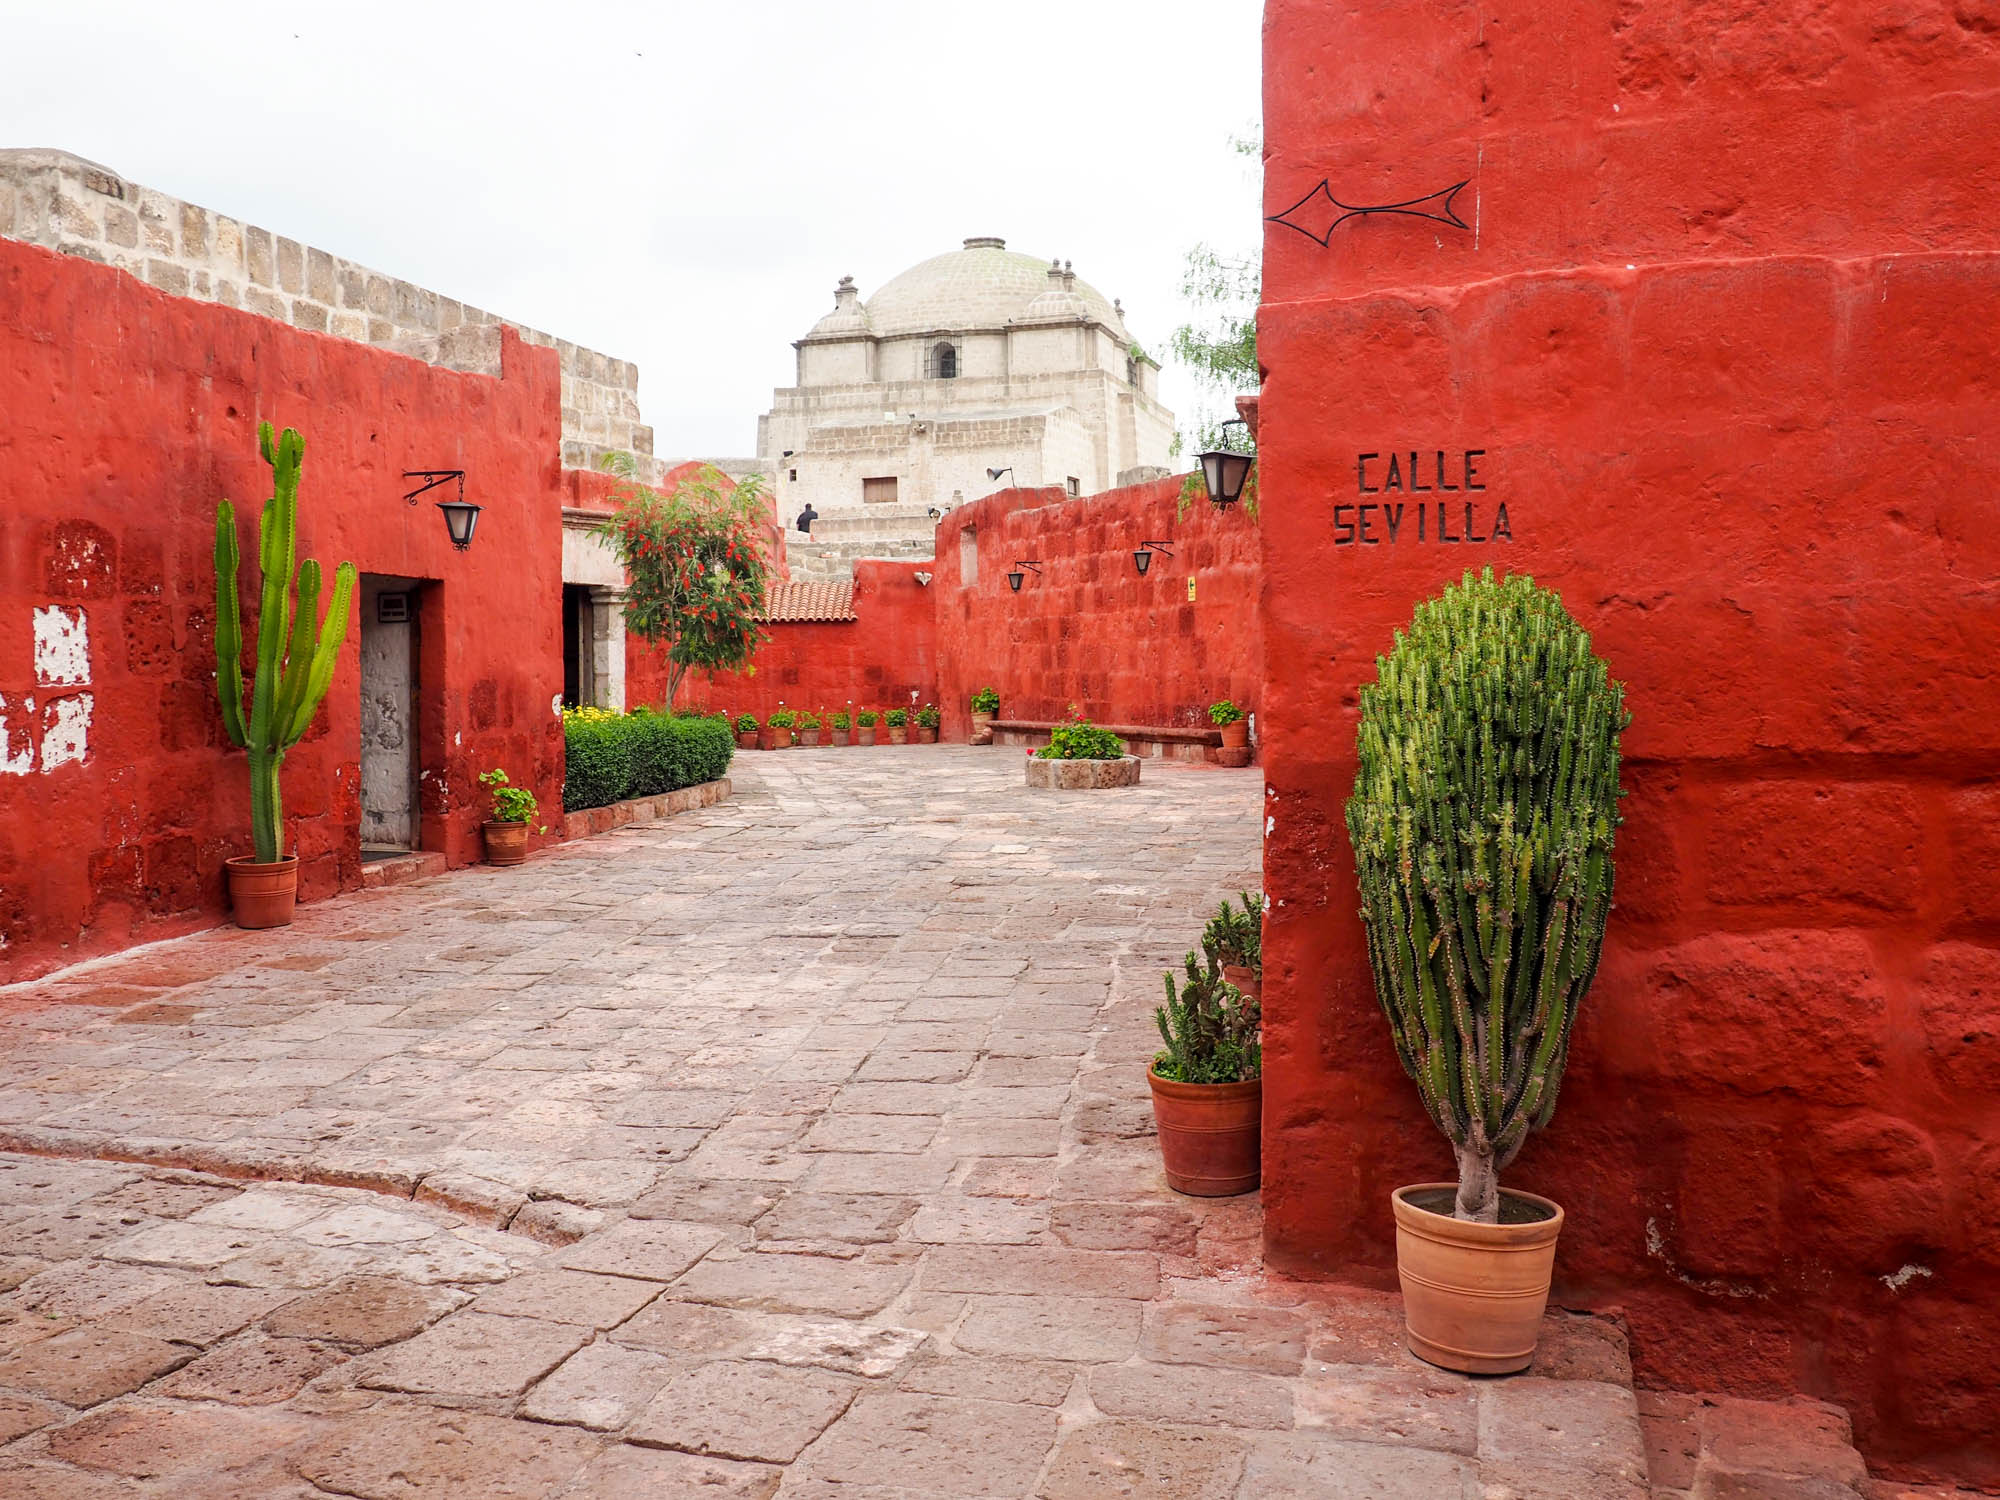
[214,423,357,864]
[1345,569,1627,1223]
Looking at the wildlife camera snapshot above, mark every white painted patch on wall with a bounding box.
[0,693,34,775]
[551,694,563,717]
[33,606,89,686]
[1266,816,1274,835]
[1880,1263,1933,1292]
[40,694,91,770]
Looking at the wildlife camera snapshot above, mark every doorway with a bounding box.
[563,584,596,708]
[359,575,420,857]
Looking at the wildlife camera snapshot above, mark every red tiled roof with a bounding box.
[759,580,856,623]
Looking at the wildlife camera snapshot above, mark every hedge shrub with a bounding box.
[563,707,735,812]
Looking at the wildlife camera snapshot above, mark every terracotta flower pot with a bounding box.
[858,727,877,746]
[1391,1183,1564,1374]
[1219,719,1250,750]
[735,731,757,750]
[889,726,908,745]
[1221,964,1261,1003]
[483,820,529,866]
[829,729,850,746]
[1214,746,1253,769]
[970,710,995,745]
[757,726,783,750]
[915,726,938,744]
[799,729,820,747]
[226,854,298,929]
[1146,1068,1260,1196]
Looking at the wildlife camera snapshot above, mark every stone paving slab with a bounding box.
[0,749,1879,1496]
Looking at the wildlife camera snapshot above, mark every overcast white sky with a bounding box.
[2,0,1262,457]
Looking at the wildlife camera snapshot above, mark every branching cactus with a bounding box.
[214,424,357,864]
[1154,951,1262,1085]
[1345,569,1627,1223]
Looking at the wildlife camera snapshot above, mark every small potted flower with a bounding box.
[914,703,941,744]
[885,707,909,745]
[768,708,797,747]
[1202,891,1262,1001]
[476,769,544,867]
[1149,950,1261,1195]
[856,709,879,746]
[970,687,999,745]
[826,709,850,747]
[756,713,784,751]
[734,713,758,751]
[797,710,822,747]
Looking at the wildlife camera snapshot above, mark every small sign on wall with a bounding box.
[1187,577,1197,602]
[376,592,411,624]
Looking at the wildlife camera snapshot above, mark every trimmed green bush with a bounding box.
[563,707,735,812]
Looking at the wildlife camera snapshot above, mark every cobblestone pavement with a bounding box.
[0,748,1889,1497]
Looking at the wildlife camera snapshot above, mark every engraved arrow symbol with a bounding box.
[1267,179,1471,244]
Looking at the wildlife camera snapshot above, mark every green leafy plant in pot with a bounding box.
[477,769,544,866]
[1346,568,1626,1373]
[733,712,758,749]
[969,686,999,744]
[214,424,356,928]
[1148,950,1262,1195]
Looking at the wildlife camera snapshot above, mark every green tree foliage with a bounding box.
[1169,134,1261,456]
[1346,569,1627,1222]
[213,423,357,864]
[596,460,773,708]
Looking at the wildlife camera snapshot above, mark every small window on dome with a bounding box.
[929,342,958,380]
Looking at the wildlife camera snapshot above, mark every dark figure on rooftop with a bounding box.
[796,503,818,535]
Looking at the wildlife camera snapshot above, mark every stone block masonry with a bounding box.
[1257,0,2000,1484]
[0,149,655,476]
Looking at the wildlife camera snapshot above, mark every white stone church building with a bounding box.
[758,238,1175,576]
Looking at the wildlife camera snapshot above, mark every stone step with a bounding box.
[1640,1390,1880,1498]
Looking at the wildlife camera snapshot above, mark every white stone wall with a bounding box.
[0,149,657,476]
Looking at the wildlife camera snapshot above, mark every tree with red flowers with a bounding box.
[596,460,773,708]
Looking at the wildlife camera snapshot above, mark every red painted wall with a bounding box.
[0,238,566,983]
[934,478,1261,743]
[1258,0,2000,1482]
[686,560,938,724]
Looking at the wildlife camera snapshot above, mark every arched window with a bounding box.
[931,342,958,379]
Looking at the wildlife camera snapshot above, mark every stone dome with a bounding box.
[857,238,1121,338]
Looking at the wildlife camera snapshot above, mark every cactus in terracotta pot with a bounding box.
[214,423,357,865]
[1345,568,1626,1223]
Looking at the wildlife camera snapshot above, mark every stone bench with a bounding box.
[988,719,1225,765]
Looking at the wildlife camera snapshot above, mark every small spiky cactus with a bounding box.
[1154,950,1262,1085]
[214,424,357,864]
[1346,569,1627,1222]
[1201,891,1263,974]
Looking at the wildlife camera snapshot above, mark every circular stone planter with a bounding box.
[1025,754,1141,790]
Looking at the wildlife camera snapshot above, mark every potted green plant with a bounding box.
[1201,891,1262,1001]
[1026,717,1138,788]
[476,769,544,866]
[1347,568,1626,1374]
[914,703,940,743]
[970,686,1000,745]
[885,707,909,745]
[797,710,822,747]
[1149,950,1261,1196]
[1208,700,1249,764]
[733,713,758,750]
[766,708,797,747]
[213,423,357,929]
[828,709,852,747]
[856,709,879,746]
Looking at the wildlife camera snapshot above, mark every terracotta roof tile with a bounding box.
[759,580,856,623]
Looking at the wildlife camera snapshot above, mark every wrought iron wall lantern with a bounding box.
[1007,560,1043,593]
[1197,420,1254,509]
[1133,540,1174,576]
[986,466,1015,484]
[914,571,933,587]
[404,470,484,552]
